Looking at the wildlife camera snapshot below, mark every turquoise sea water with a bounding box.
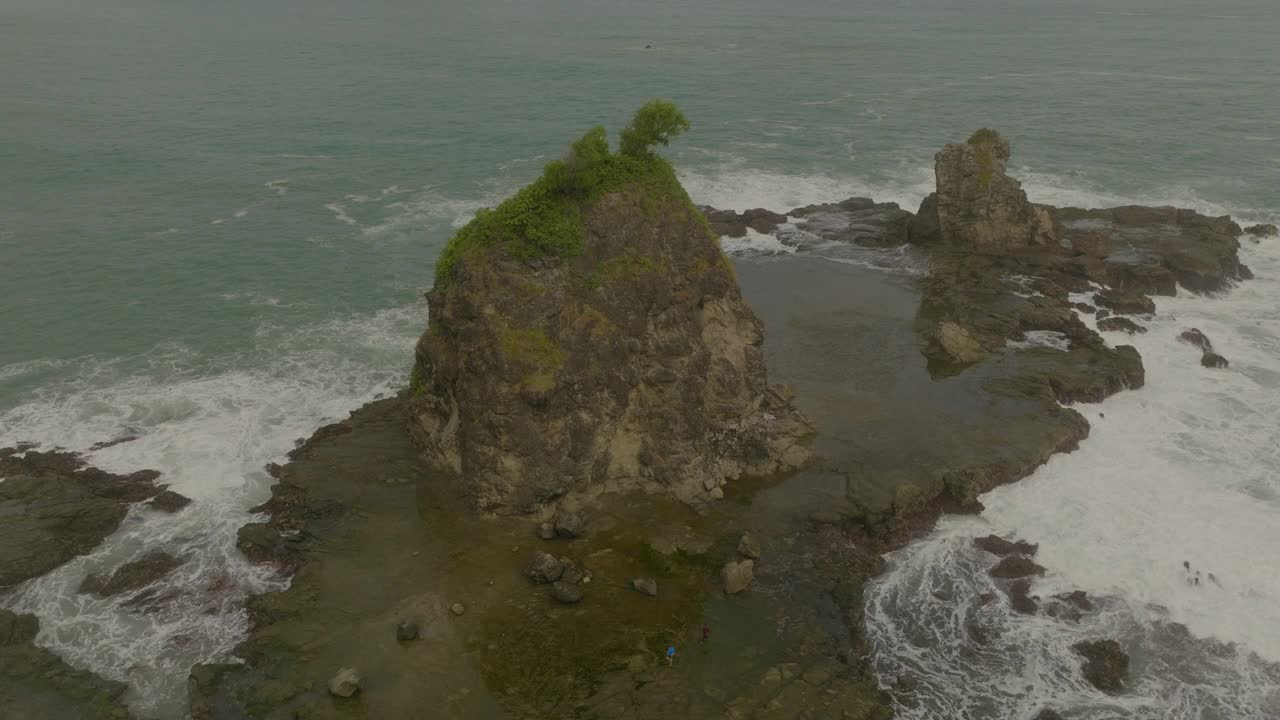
[2,0,1278,716]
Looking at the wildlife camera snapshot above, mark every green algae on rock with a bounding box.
[412,102,812,513]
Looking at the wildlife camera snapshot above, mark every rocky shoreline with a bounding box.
[0,125,1255,719]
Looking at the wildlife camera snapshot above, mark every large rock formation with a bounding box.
[410,110,811,513]
[911,129,1055,250]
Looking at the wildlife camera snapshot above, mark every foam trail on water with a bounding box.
[0,303,423,718]
[865,227,1280,718]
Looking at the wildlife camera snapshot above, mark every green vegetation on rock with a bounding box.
[967,127,1003,191]
[499,327,566,390]
[433,100,694,287]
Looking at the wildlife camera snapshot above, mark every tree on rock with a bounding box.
[620,100,690,158]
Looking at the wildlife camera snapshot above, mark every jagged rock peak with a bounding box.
[410,101,812,513]
[912,128,1056,251]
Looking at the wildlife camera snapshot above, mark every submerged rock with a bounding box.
[1073,639,1129,692]
[1179,328,1213,351]
[147,489,192,512]
[1201,351,1229,369]
[972,535,1037,557]
[721,559,754,594]
[410,112,811,514]
[79,550,185,597]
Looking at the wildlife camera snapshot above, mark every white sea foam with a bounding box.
[866,235,1280,718]
[1006,330,1071,352]
[720,227,798,257]
[264,179,288,195]
[0,303,423,717]
[323,202,358,226]
[679,165,934,214]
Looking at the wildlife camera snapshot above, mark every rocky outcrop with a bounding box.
[1073,639,1129,692]
[1243,223,1277,238]
[1097,316,1146,334]
[785,197,914,248]
[0,609,130,719]
[699,206,787,238]
[989,555,1046,579]
[911,129,1055,250]
[411,165,811,514]
[973,535,1037,557]
[0,447,166,588]
[1177,328,1229,368]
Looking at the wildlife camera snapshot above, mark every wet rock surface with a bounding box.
[1073,639,1130,692]
[988,555,1046,579]
[1097,316,1146,334]
[0,609,131,719]
[78,550,185,597]
[972,535,1037,557]
[0,446,166,588]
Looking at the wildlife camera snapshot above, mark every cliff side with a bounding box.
[410,102,811,513]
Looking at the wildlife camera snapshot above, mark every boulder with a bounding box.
[988,555,1046,579]
[1097,316,1146,334]
[721,559,754,594]
[410,130,812,513]
[737,532,762,560]
[699,207,787,238]
[1071,302,1097,314]
[914,129,1055,250]
[395,620,419,642]
[1201,352,1229,369]
[931,321,988,364]
[147,490,192,512]
[972,535,1037,557]
[328,667,361,698]
[632,578,658,596]
[1178,328,1212,351]
[538,522,556,540]
[1073,639,1129,692]
[550,579,583,604]
[78,550,184,597]
[524,551,564,584]
[1244,223,1278,238]
[553,511,584,539]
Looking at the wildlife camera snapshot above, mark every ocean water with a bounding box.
[2,0,1278,716]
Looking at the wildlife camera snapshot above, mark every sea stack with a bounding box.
[912,128,1056,249]
[409,101,811,513]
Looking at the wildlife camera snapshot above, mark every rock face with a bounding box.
[911,129,1055,250]
[1073,639,1129,692]
[411,184,811,513]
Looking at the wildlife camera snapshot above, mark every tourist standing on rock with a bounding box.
[702,624,711,642]
[666,646,676,666]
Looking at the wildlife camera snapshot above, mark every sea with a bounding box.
[1,0,1277,717]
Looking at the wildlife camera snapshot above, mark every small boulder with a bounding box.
[553,511,584,539]
[972,535,1037,557]
[525,551,564,584]
[989,555,1046,579]
[550,579,583,604]
[328,667,361,698]
[1178,328,1213,351]
[933,321,988,364]
[1201,352,1229,369]
[737,532,762,560]
[1097,316,1146,334]
[721,559,755,595]
[538,522,556,540]
[1073,639,1129,692]
[450,603,465,616]
[632,578,658,596]
[1243,223,1278,238]
[395,620,419,642]
[147,490,192,513]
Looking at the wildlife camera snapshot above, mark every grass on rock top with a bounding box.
[432,100,699,288]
